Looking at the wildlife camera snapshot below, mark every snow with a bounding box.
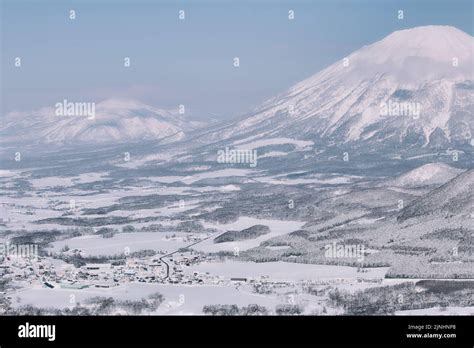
[398,169,474,220]
[116,153,175,168]
[254,174,354,186]
[183,169,255,184]
[50,232,193,256]
[265,245,291,251]
[207,26,473,147]
[145,169,255,185]
[1,98,192,145]
[185,260,389,282]
[358,26,473,68]
[29,172,107,189]
[259,151,288,158]
[11,283,282,314]
[235,137,314,150]
[391,163,464,187]
[352,217,385,225]
[194,217,305,253]
[0,170,18,178]
[10,262,388,314]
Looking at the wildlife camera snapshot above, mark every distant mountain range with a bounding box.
[0,98,205,146]
[1,26,473,155]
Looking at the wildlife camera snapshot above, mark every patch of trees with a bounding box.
[328,281,474,315]
[252,282,273,295]
[82,194,189,215]
[5,292,164,315]
[95,227,117,238]
[389,245,436,256]
[275,304,303,315]
[56,249,157,267]
[289,230,311,239]
[0,278,11,292]
[176,220,204,232]
[202,304,269,316]
[11,230,62,246]
[421,227,471,241]
[36,216,133,227]
[415,280,474,294]
[214,225,270,243]
[303,284,328,296]
[122,225,135,233]
[386,257,474,279]
[200,209,240,225]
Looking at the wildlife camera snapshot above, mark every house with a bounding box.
[60,282,89,290]
[84,263,112,276]
[84,263,111,271]
[43,282,54,288]
[94,282,116,288]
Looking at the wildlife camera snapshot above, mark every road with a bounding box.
[159,231,225,279]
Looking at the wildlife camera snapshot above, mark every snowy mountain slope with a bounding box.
[0,98,202,145]
[197,26,474,150]
[397,169,474,221]
[389,163,465,187]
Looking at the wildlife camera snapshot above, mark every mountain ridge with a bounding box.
[192,25,474,153]
[0,98,204,146]
[397,168,474,222]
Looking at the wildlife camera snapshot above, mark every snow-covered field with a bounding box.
[185,260,389,281]
[145,168,256,185]
[195,217,305,253]
[234,137,314,150]
[29,172,109,189]
[50,232,194,256]
[254,175,354,186]
[11,283,282,314]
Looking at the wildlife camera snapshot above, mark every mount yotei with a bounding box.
[193,26,473,156]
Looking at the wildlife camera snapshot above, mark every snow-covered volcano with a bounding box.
[0,98,202,146]
[203,26,474,150]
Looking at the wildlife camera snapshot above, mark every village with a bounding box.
[0,247,386,297]
[0,249,233,292]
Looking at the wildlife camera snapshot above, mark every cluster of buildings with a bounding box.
[0,255,40,283]
[0,250,224,292]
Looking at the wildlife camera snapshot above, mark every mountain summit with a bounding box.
[203,26,473,150]
[342,25,473,82]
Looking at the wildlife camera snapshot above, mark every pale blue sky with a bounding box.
[1,0,473,118]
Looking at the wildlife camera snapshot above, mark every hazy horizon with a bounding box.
[1,0,473,119]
